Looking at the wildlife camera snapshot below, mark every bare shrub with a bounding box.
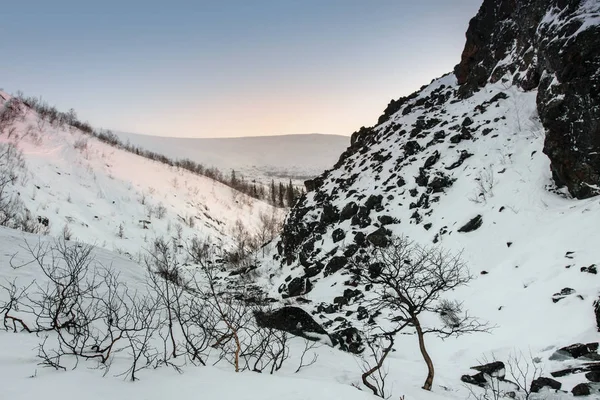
[73,137,88,152]
[0,143,26,227]
[469,166,496,204]
[155,203,167,219]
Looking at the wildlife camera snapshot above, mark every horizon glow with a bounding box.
[1,0,482,138]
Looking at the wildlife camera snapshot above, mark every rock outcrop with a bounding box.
[455,0,600,198]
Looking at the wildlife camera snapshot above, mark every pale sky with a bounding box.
[1,0,482,138]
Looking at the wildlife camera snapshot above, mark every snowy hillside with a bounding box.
[254,0,600,398]
[261,74,600,398]
[0,91,283,257]
[117,131,349,185]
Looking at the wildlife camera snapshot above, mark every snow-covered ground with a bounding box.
[0,90,283,258]
[116,131,349,185]
[255,74,600,399]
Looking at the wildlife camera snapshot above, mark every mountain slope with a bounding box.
[254,0,600,397]
[0,91,283,256]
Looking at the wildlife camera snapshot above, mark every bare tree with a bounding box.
[356,235,490,391]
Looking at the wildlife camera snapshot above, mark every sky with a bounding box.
[1,0,482,138]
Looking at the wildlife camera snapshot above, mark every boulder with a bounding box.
[340,202,359,221]
[461,372,487,388]
[331,327,363,354]
[458,215,483,233]
[366,227,391,247]
[552,287,575,303]
[595,298,600,331]
[423,150,440,169]
[284,277,312,298]
[332,228,346,243]
[304,263,324,278]
[530,377,562,393]
[471,361,505,379]
[254,306,329,341]
[404,140,422,156]
[324,256,348,277]
[585,371,600,383]
[572,383,591,396]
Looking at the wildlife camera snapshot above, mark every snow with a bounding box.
[255,74,600,398]
[116,131,350,186]
[2,23,600,398]
[0,92,284,257]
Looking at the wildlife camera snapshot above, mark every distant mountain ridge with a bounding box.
[116,132,349,184]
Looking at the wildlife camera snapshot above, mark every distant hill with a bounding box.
[116,132,349,184]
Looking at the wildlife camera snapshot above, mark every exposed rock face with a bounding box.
[254,307,329,341]
[455,0,600,198]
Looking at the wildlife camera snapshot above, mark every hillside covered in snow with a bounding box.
[0,90,283,257]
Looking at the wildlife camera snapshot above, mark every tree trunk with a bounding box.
[413,316,434,391]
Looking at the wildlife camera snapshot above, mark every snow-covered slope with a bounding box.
[0,91,283,256]
[253,1,600,396]
[117,131,349,184]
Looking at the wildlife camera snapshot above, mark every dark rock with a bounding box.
[462,117,474,127]
[354,231,366,247]
[415,168,429,187]
[594,298,600,331]
[586,371,600,382]
[304,263,324,278]
[429,173,455,193]
[377,215,397,225]
[321,204,340,224]
[324,256,348,277]
[340,202,359,221]
[317,303,336,314]
[366,227,391,247]
[458,215,483,233]
[552,287,576,303]
[332,228,346,243]
[530,377,562,393]
[254,306,328,341]
[304,177,323,192]
[333,296,348,307]
[423,150,440,169]
[364,195,384,212]
[471,361,506,379]
[368,262,384,279]
[331,327,363,354]
[572,383,591,396]
[351,207,372,229]
[454,0,600,198]
[284,277,313,298]
[550,343,599,360]
[404,140,422,156]
[344,244,359,258]
[581,265,597,274]
[446,150,473,170]
[357,306,369,321]
[461,372,487,388]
